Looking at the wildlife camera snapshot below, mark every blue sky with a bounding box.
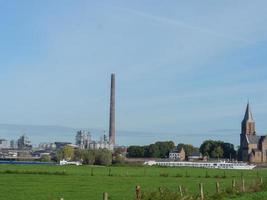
[0,1,267,146]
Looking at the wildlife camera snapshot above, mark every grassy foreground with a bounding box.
[0,164,266,200]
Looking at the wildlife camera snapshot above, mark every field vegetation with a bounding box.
[0,164,266,200]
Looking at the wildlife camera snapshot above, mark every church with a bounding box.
[240,103,267,163]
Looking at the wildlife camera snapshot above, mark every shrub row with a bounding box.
[0,169,67,175]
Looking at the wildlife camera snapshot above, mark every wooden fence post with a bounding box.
[199,183,204,200]
[136,185,141,200]
[179,185,183,197]
[103,192,108,200]
[216,182,220,194]
[232,179,236,190]
[242,179,245,192]
[260,177,263,184]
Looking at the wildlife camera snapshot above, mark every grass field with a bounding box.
[0,164,266,200]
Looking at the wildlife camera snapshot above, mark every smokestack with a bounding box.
[109,73,115,145]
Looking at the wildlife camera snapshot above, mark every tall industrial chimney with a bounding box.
[109,73,115,145]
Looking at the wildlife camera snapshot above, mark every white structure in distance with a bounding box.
[75,130,113,151]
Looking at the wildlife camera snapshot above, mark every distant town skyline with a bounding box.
[0,1,267,146]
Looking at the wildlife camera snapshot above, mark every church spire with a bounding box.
[243,102,254,122]
[241,102,256,135]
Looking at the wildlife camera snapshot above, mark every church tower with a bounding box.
[240,102,257,162]
[241,102,256,135]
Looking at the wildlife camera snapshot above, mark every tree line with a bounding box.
[200,140,237,159]
[127,140,237,160]
[56,146,113,166]
[127,141,175,158]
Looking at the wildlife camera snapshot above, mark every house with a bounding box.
[169,147,185,161]
[187,152,203,161]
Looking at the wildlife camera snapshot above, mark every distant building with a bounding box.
[75,130,113,151]
[187,152,203,161]
[0,139,9,149]
[54,142,72,150]
[38,143,56,150]
[240,103,267,163]
[169,147,185,161]
[75,130,91,149]
[17,134,32,150]
[10,140,18,149]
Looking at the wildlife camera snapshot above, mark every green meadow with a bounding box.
[0,164,266,200]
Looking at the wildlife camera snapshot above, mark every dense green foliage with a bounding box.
[56,145,74,161]
[200,140,237,159]
[73,148,112,166]
[127,141,175,158]
[0,164,266,200]
[56,148,113,166]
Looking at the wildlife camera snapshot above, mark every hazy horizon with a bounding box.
[0,122,261,147]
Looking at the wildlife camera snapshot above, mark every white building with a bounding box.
[75,130,91,149]
[169,148,185,161]
[0,139,9,149]
[75,130,113,151]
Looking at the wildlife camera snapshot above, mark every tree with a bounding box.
[222,143,237,160]
[146,144,160,157]
[62,145,74,161]
[200,140,237,159]
[211,146,223,159]
[73,148,84,161]
[55,149,64,162]
[127,141,175,158]
[155,141,175,158]
[200,140,214,157]
[112,154,125,164]
[127,146,145,157]
[95,149,112,166]
[83,150,95,165]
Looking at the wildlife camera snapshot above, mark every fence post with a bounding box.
[179,185,183,197]
[199,183,204,200]
[103,192,108,200]
[260,177,263,184]
[242,179,245,192]
[232,179,236,190]
[136,185,141,200]
[216,182,220,194]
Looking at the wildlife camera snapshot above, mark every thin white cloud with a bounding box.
[113,6,254,45]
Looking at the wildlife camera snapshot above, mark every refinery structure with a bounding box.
[75,73,116,151]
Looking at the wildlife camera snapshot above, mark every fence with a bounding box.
[59,177,265,200]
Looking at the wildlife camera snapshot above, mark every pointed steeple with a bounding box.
[243,102,254,123]
[241,102,256,135]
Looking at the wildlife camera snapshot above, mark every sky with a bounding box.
[0,1,267,147]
